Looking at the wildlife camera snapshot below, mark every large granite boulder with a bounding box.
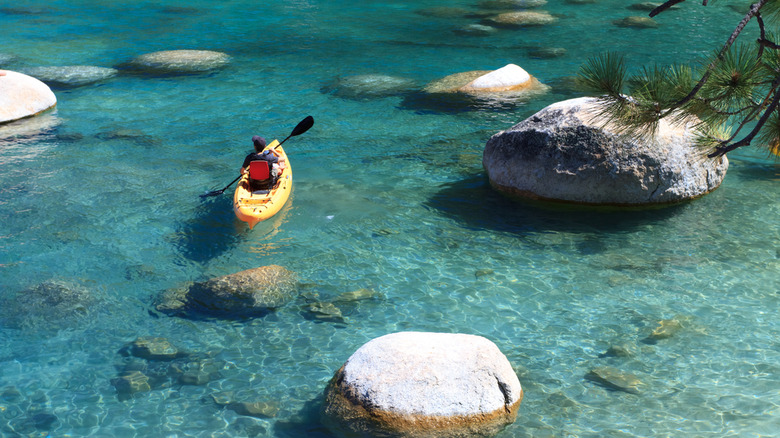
[483,97,729,206]
[322,332,523,438]
[423,64,549,98]
[154,265,298,318]
[0,70,57,123]
[23,65,118,88]
[122,50,230,75]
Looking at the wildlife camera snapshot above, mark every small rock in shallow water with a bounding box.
[305,302,345,323]
[111,370,152,396]
[123,49,230,75]
[585,366,645,394]
[453,23,498,36]
[122,337,185,361]
[23,65,117,87]
[613,16,659,28]
[528,47,567,59]
[228,401,280,418]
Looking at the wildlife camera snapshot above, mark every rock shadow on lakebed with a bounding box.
[425,175,688,235]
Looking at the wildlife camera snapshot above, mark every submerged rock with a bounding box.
[487,11,558,27]
[155,265,298,318]
[322,331,523,438]
[122,49,230,75]
[322,74,417,99]
[482,97,729,206]
[453,23,498,36]
[0,70,57,124]
[528,47,567,58]
[643,316,689,343]
[228,401,280,418]
[614,16,659,28]
[416,6,471,18]
[478,0,548,9]
[585,366,645,394]
[111,371,152,397]
[120,337,186,361]
[23,65,118,87]
[304,302,345,323]
[0,279,94,330]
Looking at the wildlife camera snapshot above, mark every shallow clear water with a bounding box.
[1,0,779,437]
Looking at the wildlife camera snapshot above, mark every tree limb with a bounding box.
[650,0,688,18]
[709,73,780,157]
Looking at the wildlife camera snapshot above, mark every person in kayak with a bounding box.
[240,135,279,190]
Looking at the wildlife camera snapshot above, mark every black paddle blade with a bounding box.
[199,189,224,198]
[291,115,314,137]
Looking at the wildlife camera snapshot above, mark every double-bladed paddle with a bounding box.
[200,115,314,198]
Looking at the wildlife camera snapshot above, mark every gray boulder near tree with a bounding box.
[483,97,728,206]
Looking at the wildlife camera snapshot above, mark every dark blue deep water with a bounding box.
[1,0,779,436]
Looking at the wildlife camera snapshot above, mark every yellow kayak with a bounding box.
[232,139,292,229]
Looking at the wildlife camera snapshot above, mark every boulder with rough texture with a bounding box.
[123,50,230,74]
[322,332,523,438]
[23,65,118,87]
[482,97,729,206]
[478,0,548,9]
[0,70,57,123]
[614,16,659,28]
[487,11,558,27]
[155,265,298,318]
[0,279,94,330]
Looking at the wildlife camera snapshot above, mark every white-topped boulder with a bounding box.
[483,97,729,206]
[460,63,531,93]
[424,64,549,98]
[322,331,523,438]
[0,70,57,124]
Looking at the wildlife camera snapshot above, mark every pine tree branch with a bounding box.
[709,73,780,157]
[660,0,769,119]
[649,0,688,18]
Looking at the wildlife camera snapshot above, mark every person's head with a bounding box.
[252,135,266,152]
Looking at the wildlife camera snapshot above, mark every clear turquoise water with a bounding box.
[1,0,779,436]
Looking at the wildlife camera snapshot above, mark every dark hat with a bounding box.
[252,135,266,148]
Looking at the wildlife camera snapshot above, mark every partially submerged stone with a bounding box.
[121,337,185,361]
[23,65,118,87]
[323,74,417,99]
[0,70,56,124]
[614,16,659,28]
[424,64,549,99]
[528,47,567,58]
[0,279,94,330]
[487,11,558,27]
[123,49,230,75]
[111,371,152,396]
[228,401,280,418]
[322,331,523,438]
[453,24,498,37]
[478,0,548,9]
[585,366,645,395]
[482,97,729,206]
[155,265,298,318]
